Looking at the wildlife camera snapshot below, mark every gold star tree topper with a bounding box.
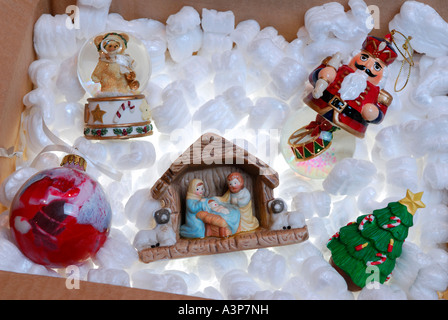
[398,190,425,216]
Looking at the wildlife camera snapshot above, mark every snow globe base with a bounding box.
[280,105,356,179]
[84,94,153,140]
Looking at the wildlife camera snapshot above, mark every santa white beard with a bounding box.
[338,69,369,101]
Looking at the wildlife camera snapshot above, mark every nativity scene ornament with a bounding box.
[133,133,309,263]
[180,173,259,239]
[284,30,414,173]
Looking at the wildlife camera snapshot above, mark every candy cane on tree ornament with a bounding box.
[385,273,392,282]
[382,216,401,229]
[367,253,387,266]
[358,214,375,231]
[328,232,339,242]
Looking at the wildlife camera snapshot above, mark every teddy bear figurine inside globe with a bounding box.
[91,32,141,94]
[78,31,154,140]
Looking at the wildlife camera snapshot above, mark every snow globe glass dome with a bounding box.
[280,106,356,180]
[78,31,153,140]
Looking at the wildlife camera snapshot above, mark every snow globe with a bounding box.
[78,31,153,140]
[280,106,356,180]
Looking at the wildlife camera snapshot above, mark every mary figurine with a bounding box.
[180,179,208,239]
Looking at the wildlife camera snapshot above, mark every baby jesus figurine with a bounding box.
[207,199,230,215]
[196,198,240,238]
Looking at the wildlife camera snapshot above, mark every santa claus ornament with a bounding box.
[281,30,413,179]
[9,154,112,268]
[77,31,153,140]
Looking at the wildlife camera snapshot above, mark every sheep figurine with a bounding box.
[268,198,305,231]
[133,208,177,251]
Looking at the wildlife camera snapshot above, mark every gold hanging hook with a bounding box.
[390,29,414,92]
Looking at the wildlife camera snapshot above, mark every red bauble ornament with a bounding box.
[9,155,112,268]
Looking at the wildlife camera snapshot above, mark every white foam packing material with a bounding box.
[248,249,290,288]
[298,0,372,66]
[304,0,371,43]
[165,6,202,63]
[220,269,261,300]
[87,267,131,287]
[269,57,309,100]
[76,0,112,40]
[0,228,57,277]
[292,191,332,218]
[201,31,233,56]
[0,168,39,208]
[201,9,235,56]
[323,158,377,196]
[389,1,448,58]
[1,0,448,300]
[33,15,78,61]
[248,97,290,131]
[93,228,139,270]
[131,269,188,295]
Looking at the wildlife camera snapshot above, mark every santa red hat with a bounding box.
[361,34,398,66]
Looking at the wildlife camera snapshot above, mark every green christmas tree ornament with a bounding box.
[327,190,425,291]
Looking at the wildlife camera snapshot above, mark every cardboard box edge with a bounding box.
[0,270,205,300]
